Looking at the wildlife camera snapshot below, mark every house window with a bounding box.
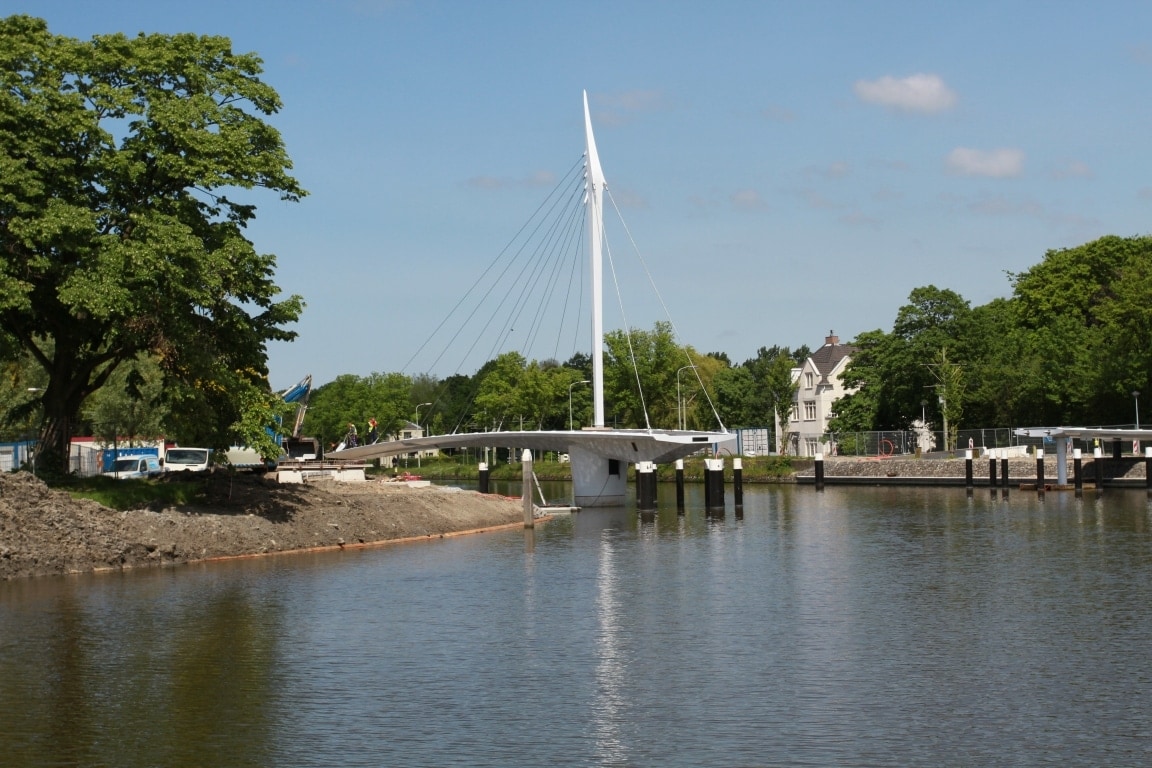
[403,431,412,439]
[805,372,814,389]
[806,438,820,456]
[804,401,816,421]
[790,404,799,422]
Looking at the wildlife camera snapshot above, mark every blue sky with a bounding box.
[16,0,1152,390]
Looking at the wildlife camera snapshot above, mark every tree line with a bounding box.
[831,234,1152,447]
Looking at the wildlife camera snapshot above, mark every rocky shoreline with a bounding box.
[794,455,1149,484]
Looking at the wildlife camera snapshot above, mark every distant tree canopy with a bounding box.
[0,15,305,473]
[832,235,1152,435]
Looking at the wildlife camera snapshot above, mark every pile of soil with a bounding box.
[0,471,525,581]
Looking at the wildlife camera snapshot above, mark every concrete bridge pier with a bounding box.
[569,445,626,507]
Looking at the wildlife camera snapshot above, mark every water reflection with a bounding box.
[3,484,1152,766]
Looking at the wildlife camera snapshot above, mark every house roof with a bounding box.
[808,331,855,386]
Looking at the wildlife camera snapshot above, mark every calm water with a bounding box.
[2,484,1151,767]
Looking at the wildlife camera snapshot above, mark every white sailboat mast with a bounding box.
[583,90,606,428]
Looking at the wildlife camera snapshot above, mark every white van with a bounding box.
[103,455,163,479]
[164,447,212,472]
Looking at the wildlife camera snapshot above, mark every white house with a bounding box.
[776,331,856,457]
[379,420,438,468]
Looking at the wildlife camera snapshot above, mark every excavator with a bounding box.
[221,374,318,469]
[278,374,319,460]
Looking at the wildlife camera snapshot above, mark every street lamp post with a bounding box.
[677,365,698,431]
[569,380,590,430]
[415,402,432,431]
[414,402,432,468]
[1134,390,1141,429]
[26,387,43,476]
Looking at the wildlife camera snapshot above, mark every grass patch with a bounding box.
[60,475,209,511]
[369,454,797,483]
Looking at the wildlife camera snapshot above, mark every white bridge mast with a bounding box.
[583,90,606,428]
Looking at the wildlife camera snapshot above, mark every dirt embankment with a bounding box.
[0,471,525,581]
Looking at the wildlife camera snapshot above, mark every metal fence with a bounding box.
[825,428,1021,458]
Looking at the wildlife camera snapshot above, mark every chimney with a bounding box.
[825,330,838,346]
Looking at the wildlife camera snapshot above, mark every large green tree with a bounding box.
[1010,235,1152,424]
[0,16,305,474]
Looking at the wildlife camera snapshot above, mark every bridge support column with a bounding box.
[1055,437,1069,485]
[569,445,626,507]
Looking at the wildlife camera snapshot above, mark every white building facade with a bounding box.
[776,331,856,457]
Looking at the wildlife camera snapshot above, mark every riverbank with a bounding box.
[0,471,525,581]
[6,453,1146,581]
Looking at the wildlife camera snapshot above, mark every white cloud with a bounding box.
[854,73,957,114]
[761,104,795,122]
[946,147,1024,178]
[805,161,851,180]
[467,170,556,190]
[730,189,767,211]
[1049,160,1093,180]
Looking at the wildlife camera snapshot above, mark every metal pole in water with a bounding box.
[675,459,685,513]
[478,462,490,494]
[989,453,998,495]
[814,452,824,491]
[1094,446,1104,495]
[637,461,656,512]
[1073,449,1083,496]
[965,450,973,494]
[1000,451,1009,497]
[1145,447,1152,494]
[705,458,725,515]
[733,457,744,510]
[1036,448,1045,497]
[521,449,534,528]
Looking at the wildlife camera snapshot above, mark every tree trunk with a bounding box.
[38,411,74,477]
